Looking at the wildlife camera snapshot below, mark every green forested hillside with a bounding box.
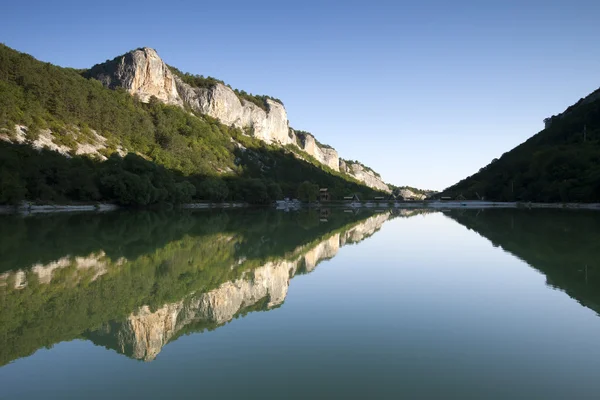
[0,44,382,205]
[441,91,600,202]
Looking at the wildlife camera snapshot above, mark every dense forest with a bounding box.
[0,44,383,206]
[441,90,600,202]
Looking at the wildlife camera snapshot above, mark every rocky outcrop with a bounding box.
[397,188,427,200]
[88,47,292,146]
[108,258,297,361]
[303,234,340,272]
[340,212,390,245]
[294,130,340,171]
[93,212,391,361]
[0,251,123,289]
[340,160,391,193]
[87,47,390,189]
[87,48,181,106]
[0,125,125,161]
[176,80,293,146]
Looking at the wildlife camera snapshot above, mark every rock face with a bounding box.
[397,188,427,200]
[114,259,295,361]
[295,130,340,171]
[87,47,389,190]
[340,160,391,193]
[88,48,181,106]
[176,80,293,146]
[95,212,390,361]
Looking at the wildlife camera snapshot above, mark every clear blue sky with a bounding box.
[2,0,600,190]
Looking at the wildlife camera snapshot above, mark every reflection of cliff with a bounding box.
[88,212,390,361]
[448,209,600,314]
[0,209,392,367]
[0,251,125,289]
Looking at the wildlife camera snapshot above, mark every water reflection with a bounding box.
[447,208,600,313]
[0,209,396,365]
[3,207,599,369]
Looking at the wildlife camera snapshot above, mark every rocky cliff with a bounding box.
[87,47,389,191]
[340,160,391,193]
[396,188,428,200]
[294,130,340,171]
[88,48,182,106]
[94,212,390,361]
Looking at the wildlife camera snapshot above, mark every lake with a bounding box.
[1,208,600,399]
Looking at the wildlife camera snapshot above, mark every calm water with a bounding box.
[1,208,600,399]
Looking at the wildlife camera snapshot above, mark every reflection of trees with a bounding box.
[0,209,387,366]
[449,209,600,313]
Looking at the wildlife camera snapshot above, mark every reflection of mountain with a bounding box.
[86,212,390,361]
[448,209,600,314]
[0,210,390,365]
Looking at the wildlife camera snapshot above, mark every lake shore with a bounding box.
[2,200,599,215]
[0,202,252,215]
[0,203,119,215]
[334,200,600,210]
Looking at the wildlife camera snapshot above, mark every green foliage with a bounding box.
[0,168,27,204]
[267,182,283,200]
[168,65,225,89]
[0,44,384,206]
[233,89,283,112]
[297,181,319,202]
[441,91,600,202]
[197,177,229,202]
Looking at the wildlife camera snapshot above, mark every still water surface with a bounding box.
[1,208,600,399]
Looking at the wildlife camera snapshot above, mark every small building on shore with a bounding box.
[319,188,330,202]
[344,194,361,202]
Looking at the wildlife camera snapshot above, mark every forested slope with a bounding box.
[441,89,600,202]
[0,44,383,205]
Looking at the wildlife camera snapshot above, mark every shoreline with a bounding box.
[336,200,600,210]
[0,203,120,215]
[0,202,252,215]
[1,200,599,215]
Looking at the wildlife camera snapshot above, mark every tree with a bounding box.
[267,182,283,200]
[198,177,229,202]
[297,181,319,202]
[0,169,27,205]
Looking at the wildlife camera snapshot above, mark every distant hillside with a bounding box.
[441,89,600,202]
[0,44,388,205]
[389,185,438,200]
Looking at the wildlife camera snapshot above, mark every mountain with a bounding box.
[84,47,391,193]
[389,185,438,200]
[440,88,600,202]
[0,45,390,206]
